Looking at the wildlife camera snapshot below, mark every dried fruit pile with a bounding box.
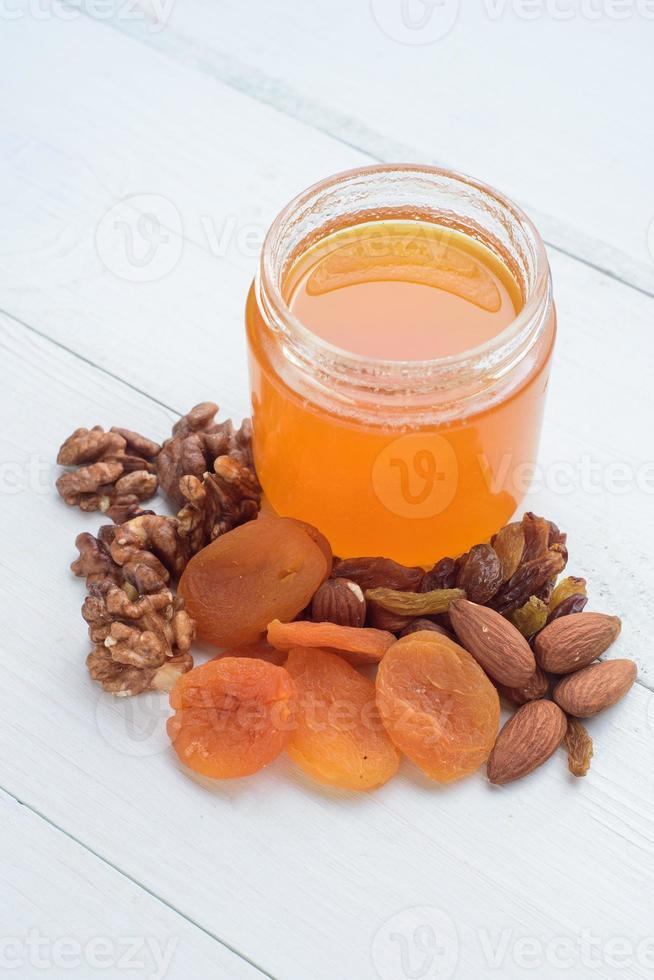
[59,407,637,787]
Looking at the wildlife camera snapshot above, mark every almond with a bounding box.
[553,659,637,717]
[495,666,550,706]
[449,597,537,687]
[534,612,621,674]
[487,700,567,784]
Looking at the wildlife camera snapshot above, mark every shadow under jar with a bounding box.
[246,165,555,566]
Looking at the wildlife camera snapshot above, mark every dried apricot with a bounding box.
[285,518,333,572]
[210,639,288,667]
[178,515,328,647]
[167,658,296,778]
[376,631,500,783]
[285,648,399,790]
[267,619,395,665]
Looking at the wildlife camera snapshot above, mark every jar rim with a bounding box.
[257,163,551,392]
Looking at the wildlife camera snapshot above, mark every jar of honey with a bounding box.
[246,165,555,566]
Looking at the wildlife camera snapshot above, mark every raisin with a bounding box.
[365,604,413,633]
[285,648,399,790]
[535,577,557,606]
[546,594,588,624]
[332,557,423,592]
[376,631,500,783]
[510,596,549,638]
[167,658,296,778]
[365,587,463,617]
[491,522,524,582]
[549,576,587,613]
[267,619,395,665]
[421,557,459,592]
[548,521,568,560]
[521,512,552,562]
[456,544,503,604]
[564,717,593,777]
[490,550,567,615]
[399,618,453,640]
[178,515,328,647]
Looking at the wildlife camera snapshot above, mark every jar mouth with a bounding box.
[257,164,551,397]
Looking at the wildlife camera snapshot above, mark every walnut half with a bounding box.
[84,586,194,696]
[56,424,159,517]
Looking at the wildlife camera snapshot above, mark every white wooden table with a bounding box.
[1,4,653,978]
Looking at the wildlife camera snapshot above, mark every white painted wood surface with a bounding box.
[1,7,653,979]
[0,789,262,979]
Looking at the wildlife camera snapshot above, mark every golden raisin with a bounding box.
[564,717,593,777]
[550,576,587,612]
[510,595,549,638]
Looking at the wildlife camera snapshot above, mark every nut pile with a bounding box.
[58,410,636,785]
[58,404,261,695]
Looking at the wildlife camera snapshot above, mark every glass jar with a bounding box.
[246,165,555,566]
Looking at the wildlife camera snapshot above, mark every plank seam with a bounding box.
[4,306,654,698]
[0,784,274,980]
[68,3,654,301]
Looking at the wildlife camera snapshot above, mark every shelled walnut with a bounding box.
[56,424,159,517]
[110,514,190,585]
[63,403,259,697]
[84,585,194,696]
[157,402,256,509]
[177,455,261,553]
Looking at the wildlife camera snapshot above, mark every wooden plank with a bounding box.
[80,0,654,293]
[0,788,265,979]
[1,315,654,980]
[0,15,652,690]
[0,12,369,419]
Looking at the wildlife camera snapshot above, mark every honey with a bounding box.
[285,221,522,360]
[246,166,555,566]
